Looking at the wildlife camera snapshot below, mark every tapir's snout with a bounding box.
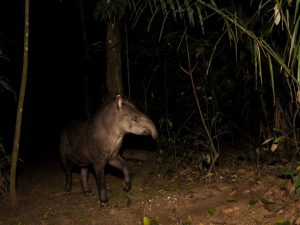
[151,128,158,139]
[141,128,158,139]
[139,115,158,139]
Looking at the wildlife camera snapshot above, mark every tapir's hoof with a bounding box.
[98,199,110,207]
[64,190,71,195]
[84,190,93,196]
[64,185,72,194]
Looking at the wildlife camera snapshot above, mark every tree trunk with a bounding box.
[106,21,123,95]
[79,0,91,116]
[10,0,30,207]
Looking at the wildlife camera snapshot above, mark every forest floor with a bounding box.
[0,149,300,225]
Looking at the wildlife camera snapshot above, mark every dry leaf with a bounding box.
[271,143,279,152]
[274,3,281,25]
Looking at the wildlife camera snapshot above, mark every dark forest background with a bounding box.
[0,0,300,186]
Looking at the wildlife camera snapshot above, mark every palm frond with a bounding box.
[141,0,300,101]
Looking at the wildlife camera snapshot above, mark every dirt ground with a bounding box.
[0,151,300,225]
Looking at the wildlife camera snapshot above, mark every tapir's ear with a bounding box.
[116,95,123,109]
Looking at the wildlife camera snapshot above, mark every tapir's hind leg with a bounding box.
[81,168,92,195]
[60,133,73,193]
[61,154,73,193]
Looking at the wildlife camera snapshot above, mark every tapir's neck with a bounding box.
[92,112,125,152]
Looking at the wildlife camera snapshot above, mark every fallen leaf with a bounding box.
[295,217,300,225]
[261,198,275,205]
[226,198,238,202]
[261,198,276,212]
[182,215,193,225]
[186,215,192,223]
[247,171,255,177]
[273,201,289,212]
[204,208,216,218]
[248,199,258,205]
[223,207,238,214]
[275,220,290,225]
[143,215,159,225]
[241,210,253,216]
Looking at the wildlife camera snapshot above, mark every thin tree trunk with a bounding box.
[10,0,30,207]
[106,21,123,95]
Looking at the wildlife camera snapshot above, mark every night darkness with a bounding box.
[2,0,107,161]
[0,0,298,162]
[24,0,87,159]
[1,1,300,223]
[1,1,298,164]
[1,0,168,164]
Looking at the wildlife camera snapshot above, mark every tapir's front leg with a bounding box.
[108,155,131,192]
[93,163,109,205]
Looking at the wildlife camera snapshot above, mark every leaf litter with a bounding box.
[0,154,300,225]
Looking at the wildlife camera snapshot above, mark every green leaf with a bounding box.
[273,136,283,144]
[143,215,159,225]
[278,167,297,177]
[167,0,176,19]
[295,176,300,196]
[267,53,275,105]
[275,220,290,225]
[204,208,216,219]
[195,4,204,34]
[166,118,173,129]
[241,210,252,216]
[273,127,282,133]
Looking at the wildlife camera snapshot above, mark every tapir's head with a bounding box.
[114,95,158,139]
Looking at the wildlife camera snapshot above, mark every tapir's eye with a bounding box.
[132,115,139,122]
